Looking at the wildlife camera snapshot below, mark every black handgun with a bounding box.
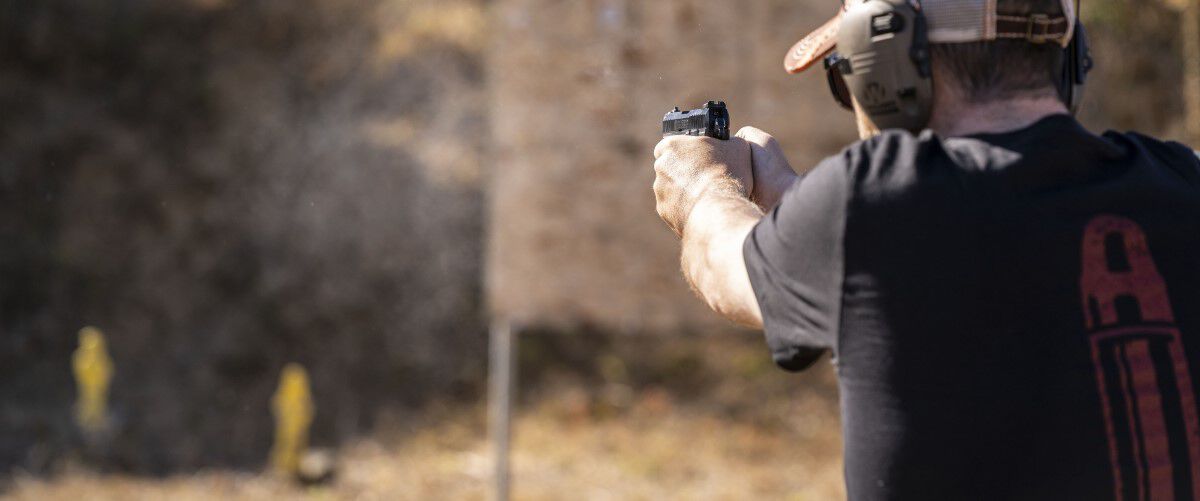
[662,101,730,140]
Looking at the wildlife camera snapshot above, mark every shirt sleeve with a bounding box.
[742,154,851,372]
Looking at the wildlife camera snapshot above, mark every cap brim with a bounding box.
[784,11,842,74]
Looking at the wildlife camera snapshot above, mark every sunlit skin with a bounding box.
[652,63,1070,329]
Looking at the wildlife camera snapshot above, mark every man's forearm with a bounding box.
[679,179,765,328]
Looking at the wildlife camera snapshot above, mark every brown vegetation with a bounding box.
[7,334,844,500]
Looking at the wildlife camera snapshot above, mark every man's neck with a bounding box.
[927,94,1070,137]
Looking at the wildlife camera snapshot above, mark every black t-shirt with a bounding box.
[743,114,1200,500]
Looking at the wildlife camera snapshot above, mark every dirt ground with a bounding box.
[4,335,845,500]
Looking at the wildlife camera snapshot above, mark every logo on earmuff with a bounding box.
[863,83,888,105]
[860,81,900,116]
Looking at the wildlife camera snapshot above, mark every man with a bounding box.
[653,0,1200,499]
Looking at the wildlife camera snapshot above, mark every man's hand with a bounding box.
[736,126,800,211]
[652,135,754,237]
[651,132,767,328]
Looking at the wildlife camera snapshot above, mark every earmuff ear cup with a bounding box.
[837,0,934,133]
[1061,20,1091,113]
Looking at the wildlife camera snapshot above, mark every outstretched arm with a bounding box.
[652,127,799,328]
[678,188,764,327]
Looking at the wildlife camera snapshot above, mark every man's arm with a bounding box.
[652,127,799,328]
[679,181,765,327]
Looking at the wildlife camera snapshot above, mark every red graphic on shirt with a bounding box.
[1081,215,1200,501]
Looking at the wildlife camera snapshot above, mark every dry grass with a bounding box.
[6,335,845,500]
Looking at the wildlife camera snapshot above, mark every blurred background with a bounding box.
[1,0,1197,499]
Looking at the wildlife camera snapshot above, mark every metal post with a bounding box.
[489,320,516,501]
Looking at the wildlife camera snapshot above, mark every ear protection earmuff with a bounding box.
[833,0,934,132]
[829,0,1092,133]
[1061,16,1093,114]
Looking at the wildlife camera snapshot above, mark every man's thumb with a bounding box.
[735,126,791,172]
[735,126,775,148]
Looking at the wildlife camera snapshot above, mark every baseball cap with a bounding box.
[784,0,1077,73]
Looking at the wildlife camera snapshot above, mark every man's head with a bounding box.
[785,0,1081,137]
[931,0,1068,104]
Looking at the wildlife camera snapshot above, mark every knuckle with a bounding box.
[653,157,671,175]
[655,136,688,159]
[653,138,672,158]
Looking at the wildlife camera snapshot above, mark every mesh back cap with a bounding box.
[784,0,1077,74]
